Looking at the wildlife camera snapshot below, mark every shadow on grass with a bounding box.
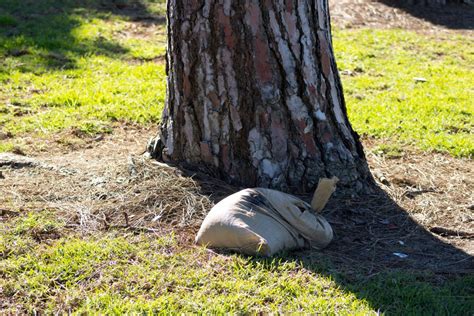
[292,186,474,313]
[0,0,165,73]
[192,172,474,313]
[377,0,474,29]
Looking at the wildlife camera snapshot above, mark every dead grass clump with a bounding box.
[57,156,215,232]
[0,127,221,234]
[104,156,213,228]
[1,156,215,234]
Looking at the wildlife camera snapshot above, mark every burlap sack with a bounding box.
[195,178,337,256]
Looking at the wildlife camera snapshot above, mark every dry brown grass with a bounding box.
[368,147,473,233]
[0,127,217,233]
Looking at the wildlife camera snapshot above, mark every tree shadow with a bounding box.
[377,0,474,29]
[190,171,473,313]
[300,187,473,313]
[0,0,165,73]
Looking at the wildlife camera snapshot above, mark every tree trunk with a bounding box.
[149,0,374,194]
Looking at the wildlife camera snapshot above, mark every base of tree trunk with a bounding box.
[148,134,375,195]
[150,1,376,195]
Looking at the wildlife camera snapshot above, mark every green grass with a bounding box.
[0,13,17,27]
[0,1,472,157]
[0,0,166,142]
[334,29,474,158]
[1,211,472,314]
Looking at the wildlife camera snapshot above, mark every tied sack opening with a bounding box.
[195,177,338,256]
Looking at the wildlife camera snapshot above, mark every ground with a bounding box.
[0,0,473,314]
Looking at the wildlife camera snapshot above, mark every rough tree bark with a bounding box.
[149,0,374,194]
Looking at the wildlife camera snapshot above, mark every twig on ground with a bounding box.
[429,226,474,239]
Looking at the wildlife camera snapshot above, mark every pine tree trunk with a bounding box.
[149,0,374,194]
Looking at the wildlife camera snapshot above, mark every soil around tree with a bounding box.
[329,0,474,33]
[1,125,472,274]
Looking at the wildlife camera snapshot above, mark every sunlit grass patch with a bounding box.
[334,29,474,157]
[0,0,472,158]
[0,212,370,314]
[0,214,373,314]
[0,140,15,152]
[2,57,166,135]
[0,0,166,146]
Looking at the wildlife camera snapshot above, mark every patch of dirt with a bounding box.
[0,126,230,232]
[126,55,166,65]
[329,0,474,34]
[316,140,473,275]
[114,20,166,40]
[1,126,472,274]
[367,144,473,236]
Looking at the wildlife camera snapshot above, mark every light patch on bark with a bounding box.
[297,1,322,112]
[315,110,327,121]
[217,73,225,97]
[317,29,353,143]
[283,8,300,57]
[246,2,260,35]
[286,95,311,125]
[261,159,280,178]
[269,8,297,91]
[221,115,230,144]
[248,127,267,168]
[270,113,288,161]
[165,120,174,156]
[183,111,196,157]
[202,0,212,18]
[317,0,330,30]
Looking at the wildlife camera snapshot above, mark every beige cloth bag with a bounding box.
[195,178,338,256]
